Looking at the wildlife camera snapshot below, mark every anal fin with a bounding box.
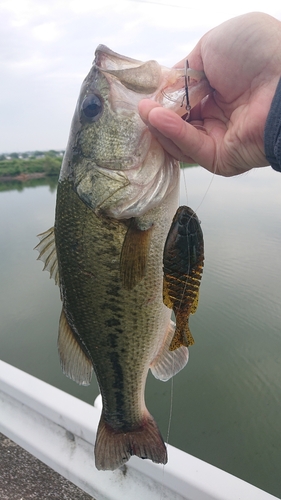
[58,309,93,386]
[150,320,189,381]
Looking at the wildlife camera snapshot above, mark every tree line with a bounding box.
[0,151,64,178]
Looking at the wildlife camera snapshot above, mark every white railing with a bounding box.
[0,360,279,500]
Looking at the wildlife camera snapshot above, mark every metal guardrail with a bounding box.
[0,360,279,500]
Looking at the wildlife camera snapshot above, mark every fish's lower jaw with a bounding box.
[94,411,167,471]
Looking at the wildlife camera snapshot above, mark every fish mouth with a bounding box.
[95,45,162,95]
[94,45,143,71]
[94,45,213,115]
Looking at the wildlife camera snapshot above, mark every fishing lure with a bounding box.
[163,206,204,351]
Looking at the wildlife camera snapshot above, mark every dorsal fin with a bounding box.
[34,227,59,285]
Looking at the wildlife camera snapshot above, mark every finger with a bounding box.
[145,123,196,163]
[189,101,204,121]
[144,106,216,172]
[138,99,161,125]
[173,40,204,71]
[139,100,199,163]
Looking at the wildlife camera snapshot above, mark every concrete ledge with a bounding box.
[0,432,95,500]
[0,360,278,500]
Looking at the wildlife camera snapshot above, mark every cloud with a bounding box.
[32,22,61,42]
[0,0,281,152]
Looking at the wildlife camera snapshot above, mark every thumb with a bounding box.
[139,100,216,171]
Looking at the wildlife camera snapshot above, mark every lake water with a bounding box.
[0,167,281,497]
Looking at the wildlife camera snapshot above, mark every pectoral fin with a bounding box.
[150,320,189,381]
[58,309,93,386]
[120,218,153,290]
[34,227,59,285]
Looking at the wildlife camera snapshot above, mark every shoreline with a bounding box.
[0,172,49,182]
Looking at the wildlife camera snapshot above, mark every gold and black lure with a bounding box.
[163,206,204,351]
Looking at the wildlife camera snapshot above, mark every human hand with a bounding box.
[138,12,281,176]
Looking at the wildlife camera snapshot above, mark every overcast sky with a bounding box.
[1,0,281,153]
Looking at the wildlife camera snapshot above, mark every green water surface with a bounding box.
[0,166,280,497]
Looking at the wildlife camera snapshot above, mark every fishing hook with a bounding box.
[181,59,191,121]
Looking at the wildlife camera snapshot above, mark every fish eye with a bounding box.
[81,94,103,122]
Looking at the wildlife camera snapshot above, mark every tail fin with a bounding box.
[95,410,167,470]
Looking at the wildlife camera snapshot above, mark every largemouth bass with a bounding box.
[36,45,208,470]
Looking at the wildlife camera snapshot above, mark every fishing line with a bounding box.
[183,163,216,216]
[166,364,174,445]
[162,60,215,488]
[182,166,189,205]
[163,121,216,469]
[161,352,174,496]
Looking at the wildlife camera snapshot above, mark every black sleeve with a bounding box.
[264,78,281,172]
